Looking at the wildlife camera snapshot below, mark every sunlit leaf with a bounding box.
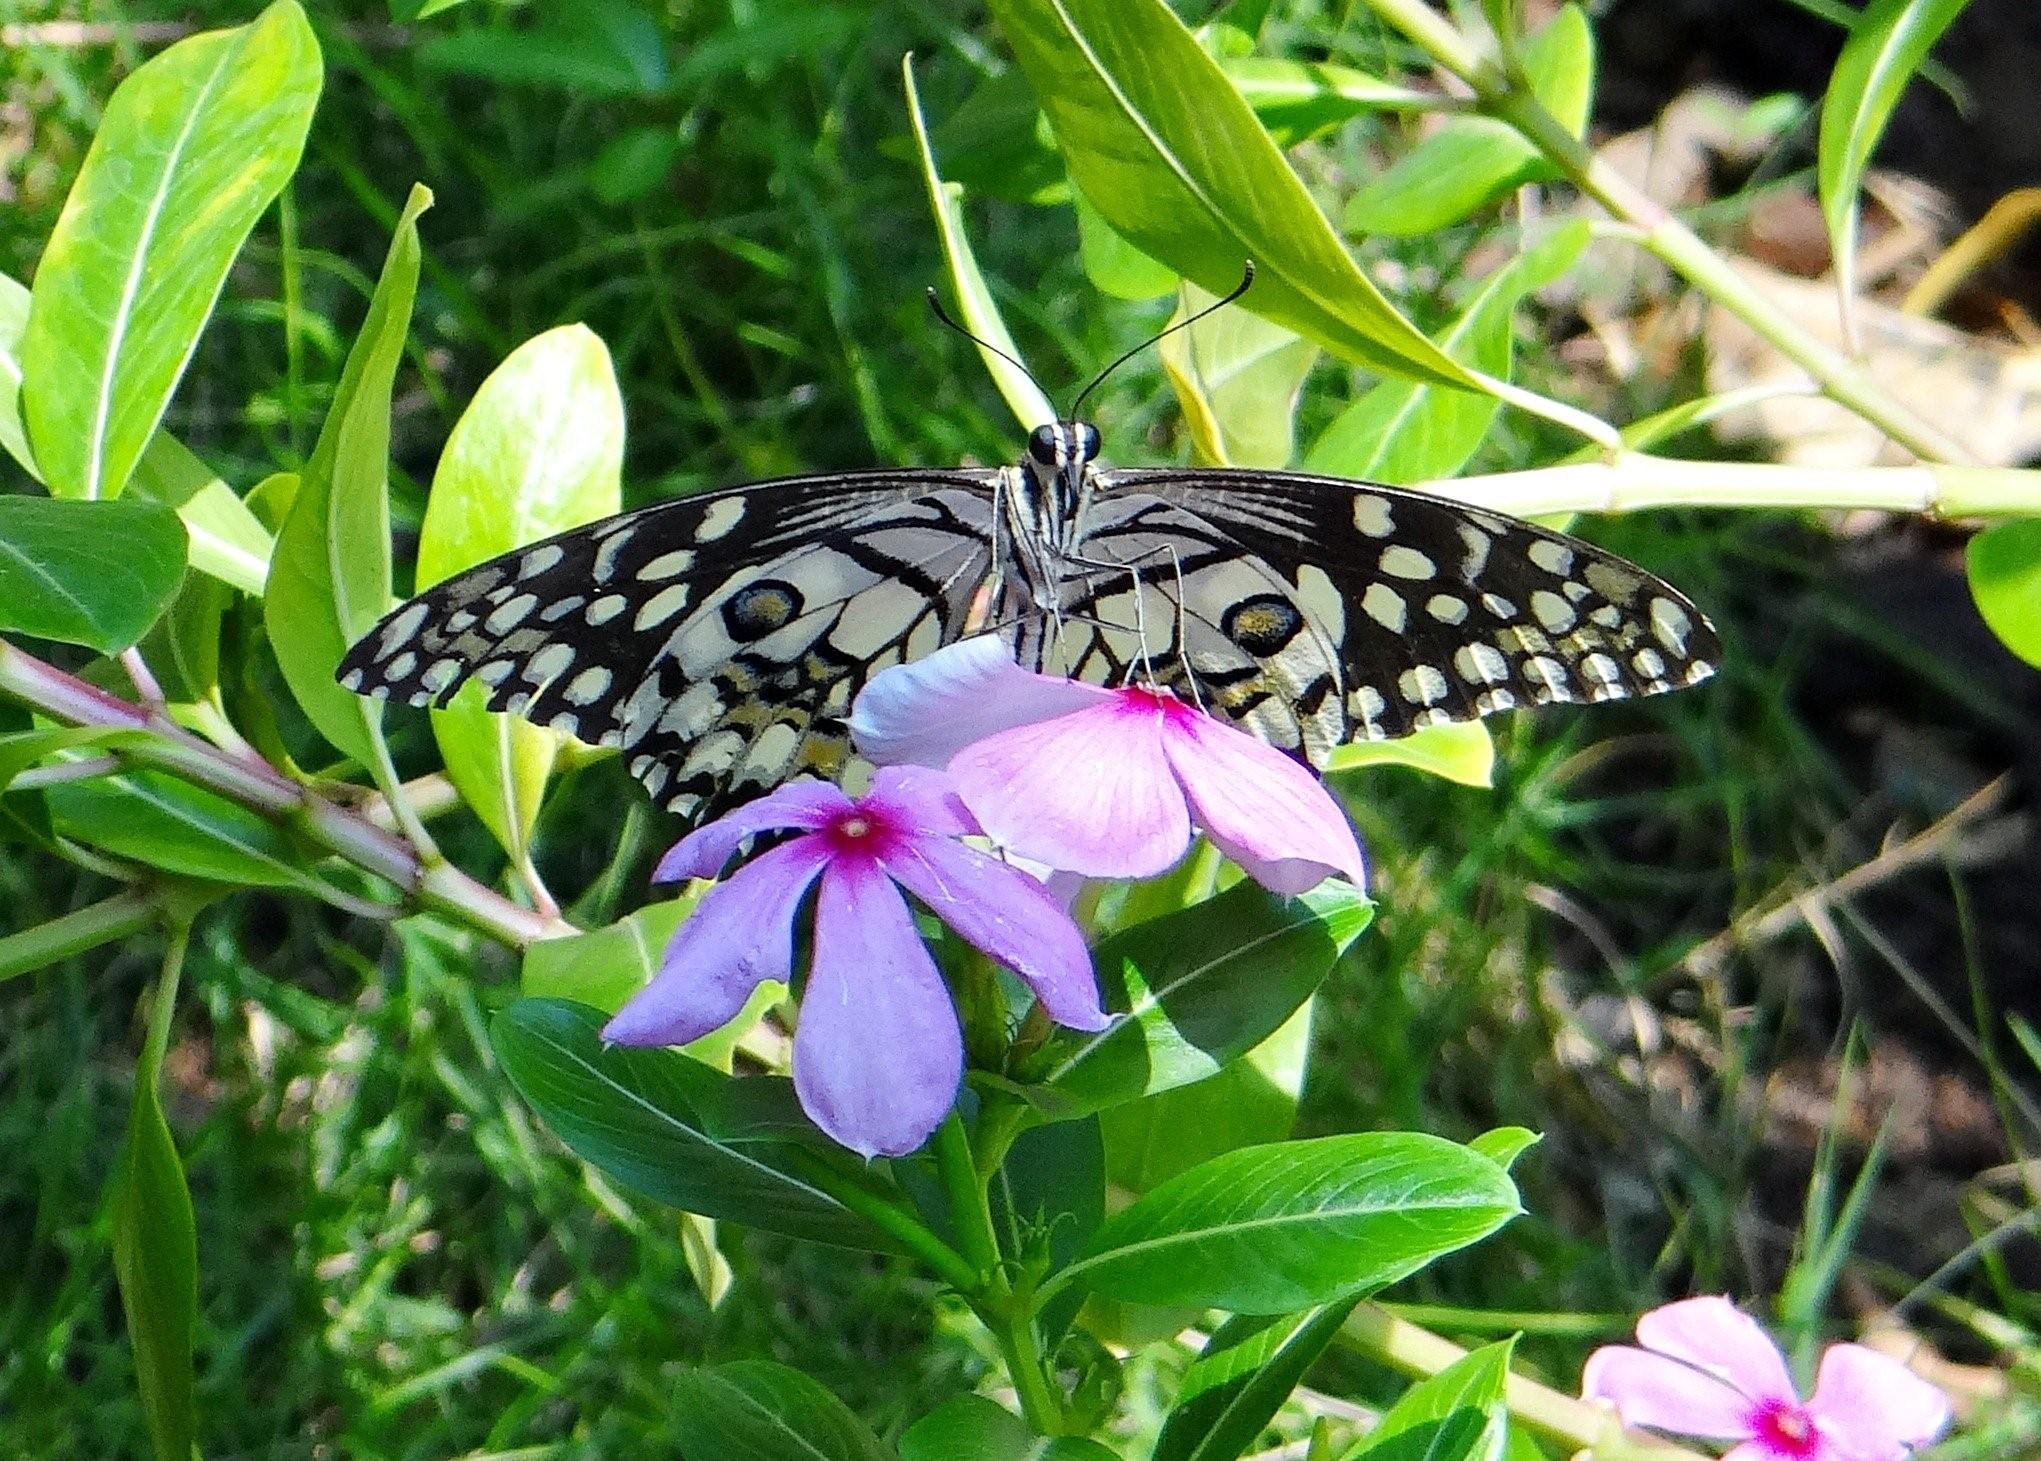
[1344,7,1592,237]
[1327,721,1495,788]
[1075,190,1179,302]
[0,496,186,653]
[1346,1340,1514,1461]
[984,0,1482,387]
[266,185,430,766]
[1155,1301,1360,1461]
[905,56,1057,431]
[1058,1133,1520,1313]
[1967,518,2041,668]
[22,1,320,501]
[1819,0,1971,339]
[1159,278,1318,468]
[418,324,624,863]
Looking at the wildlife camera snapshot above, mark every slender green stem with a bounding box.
[993,1293,1067,1437]
[781,1149,980,1294]
[1359,0,1974,466]
[0,891,158,981]
[937,1113,1001,1277]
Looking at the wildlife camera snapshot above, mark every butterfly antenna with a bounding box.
[1068,261,1255,421]
[926,289,1054,410]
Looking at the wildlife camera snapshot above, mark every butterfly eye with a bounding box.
[1073,423,1101,462]
[1026,425,1061,467]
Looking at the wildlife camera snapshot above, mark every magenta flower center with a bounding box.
[819,805,896,859]
[1748,1397,1820,1459]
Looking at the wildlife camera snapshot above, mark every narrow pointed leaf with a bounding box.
[983,0,1480,387]
[491,998,907,1252]
[1819,0,1970,334]
[1059,1133,1520,1313]
[1155,1300,1361,1461]
[1346,1340,1513,1461]
[0,496,186,652]
[23,1,321,500]
[47,768,314,888]
[1327,721,1494,788]
[418,324,623,861]
[267,185,431,765]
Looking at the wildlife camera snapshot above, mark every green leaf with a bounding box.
[0,269,274,595]
[1326,722,1495,788]
[1040,881,1371,1118]
[1468,1127,1539,1172]
[267,184,430,766]
[1308,221,1590,483]
[1347,1341,1514,1461]
[1966,518,2041,668]
[1818,0,1970,334]
[589,126,683,205]
[47,768,313,888]
[1344,7,1592,237]
[984,0,1482,387]
[901,1395,1118,1460]
[1102,1001,1312,1194]
[0,496,187,652]
[672,1361,895,1461]
[1156,1301,1360,1461]
[491,998,906,1252]
[522,899,696,1014]
[1075,189,1179,302]
[22,1,320,501]
[1223,57,1421,145]
[110,940,198,1461]
[993,1115,1104,1341]
[1159,278,1319,468]
[418,324,624,863]
[419,0,668,97]
[904,56,1057,431]
[1058,1133,1520,1314]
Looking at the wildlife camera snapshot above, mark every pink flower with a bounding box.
[1582,1297,1950,1461]
[603,767,1106,1158]
[849,638,1366,895]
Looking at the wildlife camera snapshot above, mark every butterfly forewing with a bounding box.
[338,469,1003,814]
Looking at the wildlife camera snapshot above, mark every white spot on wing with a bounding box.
[1362,582,1407,632]
[696,497,745,542]
[1378,545,1436,581]
[1351,493,1395,538]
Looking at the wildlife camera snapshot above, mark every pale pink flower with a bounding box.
[849,637,1366,894]
[1583,1296,1950,1460]
[604,767,1105,1159]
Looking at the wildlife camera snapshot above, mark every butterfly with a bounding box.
[337,414,1719,820]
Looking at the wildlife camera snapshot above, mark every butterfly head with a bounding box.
[1026,421,1102,475]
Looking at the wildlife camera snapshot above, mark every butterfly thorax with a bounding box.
[1002,421,1102,609]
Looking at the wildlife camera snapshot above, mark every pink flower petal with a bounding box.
[1159,703,1367,894]
[605,839,828,1046]
[949,698,1192,879]
[1582,1346,1758,1440]
[653,781,852,882]
[1637,1297,1799,1406]
[792,861,963,1157]
[880,832,1107,1032]
[862,765,979,839]
[1808,1345,1950,1460]
[849,636,1106,768]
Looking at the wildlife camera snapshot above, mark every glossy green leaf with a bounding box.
[1058,1132,1520,1313]
[47,768,313,888]
[22,1,320,501]
[418,324,624,862]
[267,185,430,766]
[1159,278,1319,468]
[1155,1300,1361,1461]
[671,1361,895,1461]
[1344,7,1592,237]
[1818,0,1970,330]
[491,998,904,1251]
[984,0,1480,387]
[1102,1001,1312,1194]
[1327,722,1495,788]
[521,899,695,1014]
[901,1395,1118,1460]
[1468,1127,1539,1172]
[1307,222,1589,483]
[1040,881,1371,1117]
[1966,518,2041,668]
[905,57,1057,431]
[0,496,187,652]
[1347,1341,1514,1461]
[0,270,273,594]
[110,942,198,1461]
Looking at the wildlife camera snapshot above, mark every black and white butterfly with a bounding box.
[337,415,1719,819]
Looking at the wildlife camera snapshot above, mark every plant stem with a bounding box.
[1338,1303,1710,1459]
[0,891,159,981]
[1359,0,1975,465]
[0,643,564,950]
[937,1113,1001,1276]
[782,1149,981,1294]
